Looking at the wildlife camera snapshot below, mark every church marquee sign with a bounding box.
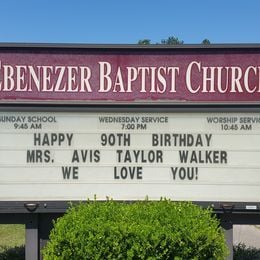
[0,44,260,211]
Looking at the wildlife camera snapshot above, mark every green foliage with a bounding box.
[234,243,260,260]
[137,39,151,45]
[0,246,25,260]
[43,200,228,259]
[137,37,212,45]
[202,38,211,44]
[160,36,184,45]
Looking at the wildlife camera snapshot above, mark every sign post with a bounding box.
[0,44,260,259]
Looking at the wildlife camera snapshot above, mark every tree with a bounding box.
[137,37,211,45]
[137,39,151,45]
[202,38,211,44]
[160,36,184,45]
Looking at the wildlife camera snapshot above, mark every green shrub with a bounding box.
[43,200,228,259]
[0,245,25,260]
[234,243,260,260]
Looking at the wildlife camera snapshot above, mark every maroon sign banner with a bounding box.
[0,44,260,103]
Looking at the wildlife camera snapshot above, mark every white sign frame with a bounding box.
[0,106,259,207]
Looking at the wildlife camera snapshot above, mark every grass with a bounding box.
[0,225,25,259]
[0,225,25,252]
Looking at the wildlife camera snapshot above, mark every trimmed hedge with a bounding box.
[43,200,228,259]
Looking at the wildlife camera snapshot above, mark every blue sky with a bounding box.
[0,0,259,44]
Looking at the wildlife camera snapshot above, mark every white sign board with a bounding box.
[0,111,259,202]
